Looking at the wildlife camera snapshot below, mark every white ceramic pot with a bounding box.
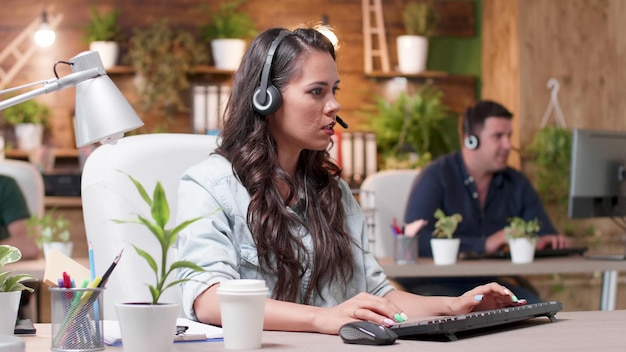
[89,41,120,69]
[14,123,43,151]
[396,35,429,74]
[211,38,246,70]
[0,291,22,335]
[43,242,73,260]
[115,302,179,352]
[509,237,537,264]
[430,238,460,265]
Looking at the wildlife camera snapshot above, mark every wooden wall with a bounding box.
[0,0,476,149]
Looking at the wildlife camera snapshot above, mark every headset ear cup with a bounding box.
[464,134,479,150]
[252,85,282,116]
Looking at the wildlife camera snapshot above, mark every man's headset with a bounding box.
[251,30,348,129]
[463,106,479,150]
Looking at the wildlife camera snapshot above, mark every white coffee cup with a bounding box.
[217,279,268,350]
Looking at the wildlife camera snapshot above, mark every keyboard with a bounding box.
[390,301,563,341]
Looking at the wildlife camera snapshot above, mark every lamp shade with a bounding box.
[71,51,143,147]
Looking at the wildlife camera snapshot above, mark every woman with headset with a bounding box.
[175,27,523,335]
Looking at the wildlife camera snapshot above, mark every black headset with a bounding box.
[252,30,291,116]
[463,105,480,150]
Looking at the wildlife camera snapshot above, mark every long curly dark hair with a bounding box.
[215,27,354,304]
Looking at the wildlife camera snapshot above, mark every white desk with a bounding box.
[379,256,626,311]
[18,310,626,351]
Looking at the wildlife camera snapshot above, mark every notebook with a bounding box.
[390,301,563,341]
[102,318,223,346]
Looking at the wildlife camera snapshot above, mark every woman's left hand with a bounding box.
[450,282,527,314]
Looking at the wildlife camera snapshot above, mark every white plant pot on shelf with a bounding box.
[509,237,537,264]
[211,38,246,70]
[15,123,43,151]
[396,35,429,74]
[89,41,120,69]
[430,238,460,265]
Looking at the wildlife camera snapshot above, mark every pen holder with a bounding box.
[49,287,105,351]
[394,235,418,264]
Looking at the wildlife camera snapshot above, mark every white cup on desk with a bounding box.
[217,279,268,350]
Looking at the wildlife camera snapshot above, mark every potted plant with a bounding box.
[505,217,540,264]
[366,83,459,170]
[112,174,206,352]
[126,19,206,119]
[26,207,72,259]
[199,0,257,70]
[0,245,35,335]
[397,0,439,73]
[430,208,462,265]
[83,6,124,69]
[3,99,51,151]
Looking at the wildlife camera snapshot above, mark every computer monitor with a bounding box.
[568,128,626,219]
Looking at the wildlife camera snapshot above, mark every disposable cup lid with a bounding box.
[216,279,268,294]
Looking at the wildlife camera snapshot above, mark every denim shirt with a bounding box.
[176,154,393,320]
[404,151,557,257]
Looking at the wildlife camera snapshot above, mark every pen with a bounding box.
[98,249,124,288]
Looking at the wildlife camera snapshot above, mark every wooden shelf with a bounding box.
[106,65,235,76]
[366,70,476,84]
[5,148,79,159]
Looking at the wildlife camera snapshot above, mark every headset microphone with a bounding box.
[336,115,348,129]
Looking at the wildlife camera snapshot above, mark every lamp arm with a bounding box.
[0,68,100,110]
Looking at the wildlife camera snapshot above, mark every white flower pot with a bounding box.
[43,242,73,260]
[509,237,537,264]
[14,123,43,151]
[0,291,22,335]
[89,41,120,69]
[211,38,246,70]
[397,35,429,74]
[430,238,460,265]
[115,302,179,352]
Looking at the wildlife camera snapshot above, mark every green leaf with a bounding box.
[151,182,169,229]
[132,245,158,275]
[126,174,153,207]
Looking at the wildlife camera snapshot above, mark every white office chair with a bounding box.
[359,169,420,258]
[0,159,45,218]
[81,133,218,320]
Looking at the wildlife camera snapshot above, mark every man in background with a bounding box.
[400,100,571,303]
[0,174,39,259]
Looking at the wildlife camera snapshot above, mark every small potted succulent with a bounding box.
[505,217,540,264]
[0,245,35,335]
[430,208,462,265]
[26,207,72,259]
[112,174,207,352]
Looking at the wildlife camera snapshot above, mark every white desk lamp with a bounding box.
[0,50,143,147]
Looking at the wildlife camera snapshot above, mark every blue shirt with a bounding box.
[176,154,393,320]
[404,151,556,257]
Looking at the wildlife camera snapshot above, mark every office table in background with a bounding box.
[19,310,626,351]
[379,256,626,311]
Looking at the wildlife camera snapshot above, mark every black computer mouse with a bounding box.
[339,321,398,345]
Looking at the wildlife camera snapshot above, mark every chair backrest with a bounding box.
[0,159,45,217]
[359,169,420,258]
[81,133,218,320]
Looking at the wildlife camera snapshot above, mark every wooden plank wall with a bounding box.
[0,0,475,149]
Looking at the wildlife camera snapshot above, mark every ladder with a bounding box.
[0,6,64,89]
[361,0,390,74]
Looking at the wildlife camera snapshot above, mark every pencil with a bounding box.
[98,249,124,288]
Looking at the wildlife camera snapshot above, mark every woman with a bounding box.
[176,27,524,335]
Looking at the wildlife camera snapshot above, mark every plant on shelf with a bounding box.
[83,6,124,69]
[126,19,206,119]
[26,207,72,259]
[3,99,51,151]
[0,245,35,293]
[504,217,541,240]
[199,0,257,70]
[402,0,439,37]
[397,1,439,74]
[366,83,459,170]
[432,208,463,239]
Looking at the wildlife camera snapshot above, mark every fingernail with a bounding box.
[474,294,484,302]
[504,289,511,295]
[394,313,404,323]
[383,318,396,326]
[400,312,408,321]
[511,295,519,303]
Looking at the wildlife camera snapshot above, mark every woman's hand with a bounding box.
[450,282,526,314]
[311,292,406,334]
